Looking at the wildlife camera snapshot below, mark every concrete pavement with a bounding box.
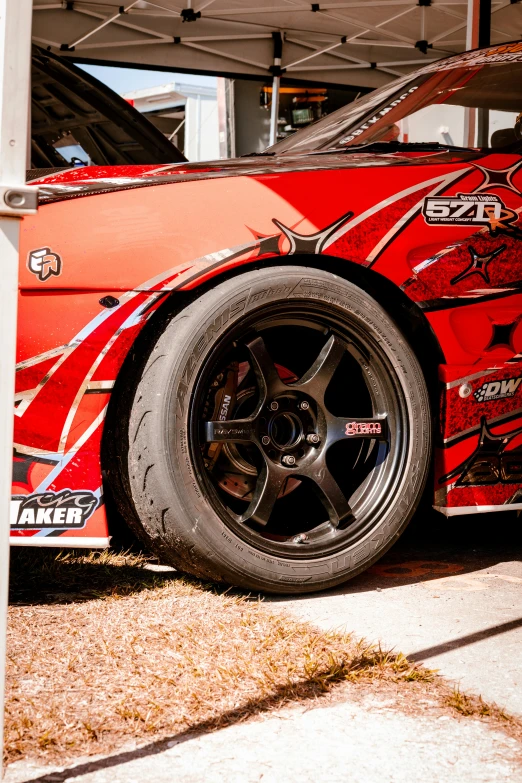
[5,695,521,783]
[272,509,522,716]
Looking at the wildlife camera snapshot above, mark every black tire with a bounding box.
[109,266,431,594]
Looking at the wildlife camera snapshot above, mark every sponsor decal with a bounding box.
[10,489,98,530]
[345,421,382,436]
[340,86,418,144]
[214,427,250,436]
[420,42,522,74]
[474,377,522,403]
[450,42,522,68]
[422,193,517,234]
[27,247,62,282]
[219,394,232,421]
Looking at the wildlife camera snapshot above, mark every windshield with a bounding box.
[270,59,522,154]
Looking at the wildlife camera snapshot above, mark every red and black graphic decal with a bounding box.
[441,417,522,486]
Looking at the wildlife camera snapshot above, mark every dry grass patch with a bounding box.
[6,549,433,765]
[445,687,512,723]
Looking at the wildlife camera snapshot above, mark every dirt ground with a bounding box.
[5,548,521,772]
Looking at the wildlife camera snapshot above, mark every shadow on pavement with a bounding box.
[8,672,359,783]
[407,617,522,662]
[268,506,522,600]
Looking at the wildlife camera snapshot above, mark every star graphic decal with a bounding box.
[474,159,522,196]
[485,313,522,352]
[257,234,283,256]
[272,210,354,255]
[441,416,522,486]
[246,228,283,257]
[450,243,506,286]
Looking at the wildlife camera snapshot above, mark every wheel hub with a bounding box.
[269,411,302,450]
[261,395,316,464]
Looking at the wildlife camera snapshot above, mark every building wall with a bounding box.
[184,94,220,162]
[233,79,271,157]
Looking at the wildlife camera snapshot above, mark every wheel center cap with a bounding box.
[269,411,303,451]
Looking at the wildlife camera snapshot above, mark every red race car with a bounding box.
[13,41,522,593]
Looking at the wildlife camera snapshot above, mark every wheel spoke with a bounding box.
[203,419,257,443]
[305,463,353,528]
[329,415,388,444]
[246,336,286,400]
[238,465,285,527]
[294,334,346,401]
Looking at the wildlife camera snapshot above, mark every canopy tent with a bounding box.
[32,0,520,91]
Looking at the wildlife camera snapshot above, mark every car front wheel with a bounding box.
[112,266,431,594]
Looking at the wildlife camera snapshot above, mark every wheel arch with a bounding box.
[103,253,441,539]
[129,252,443,403]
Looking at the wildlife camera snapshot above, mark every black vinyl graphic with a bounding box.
[419,281,522,312]
[450,244,506,286]
[272,211,354,254]
[485,315,522,352]
[441,417,522,486]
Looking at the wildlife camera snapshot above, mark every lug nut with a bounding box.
[299,401,310,411]
[306,433,320,445]
[261,435,270,445]
[270,401,279,411]
[282,455,296,466]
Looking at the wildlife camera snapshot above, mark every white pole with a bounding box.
[196,93,201,161]
[0,0,37,770]
[269,32,283,148]
[269,74,280,148]
[466,0,480,50]
[464,0,479,146]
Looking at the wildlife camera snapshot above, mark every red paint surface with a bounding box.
[14,139,522,544]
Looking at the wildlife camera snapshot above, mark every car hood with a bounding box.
[31,45,185,169]
[30,149,477,205]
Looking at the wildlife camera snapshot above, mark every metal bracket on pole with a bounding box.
[0,185,37,217]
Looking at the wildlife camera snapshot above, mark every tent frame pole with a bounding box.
[464,0,491,147]
[269,32,283,147]
[0,0,37,769]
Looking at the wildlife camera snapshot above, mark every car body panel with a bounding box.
[12,51,522,544]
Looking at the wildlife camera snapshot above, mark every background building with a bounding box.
[123,81,219,162]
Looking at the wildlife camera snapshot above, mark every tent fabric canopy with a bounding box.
[32,0,520,90]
